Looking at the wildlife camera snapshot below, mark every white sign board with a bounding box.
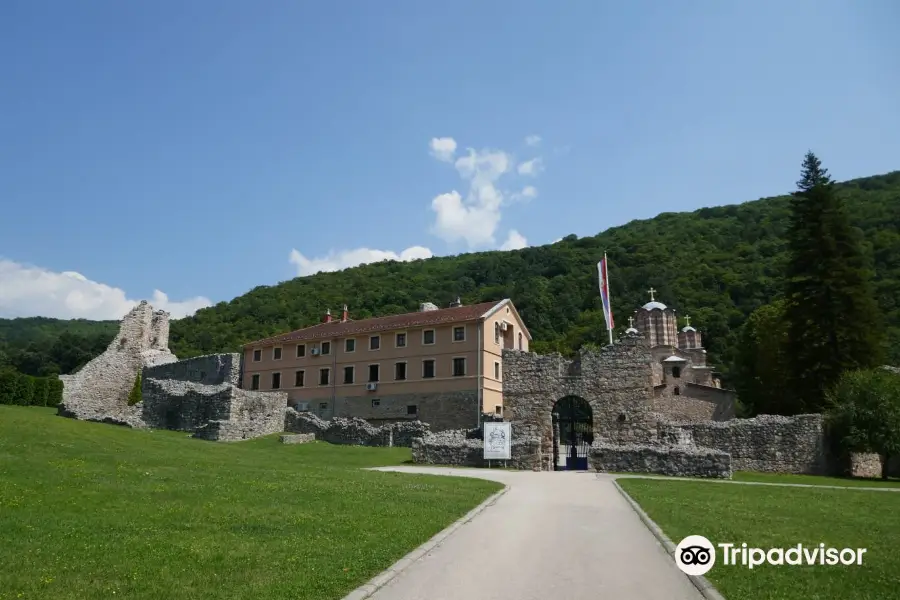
[483,422,511,460]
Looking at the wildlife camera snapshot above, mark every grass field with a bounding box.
[732,471,900,488]
[618,478,900,600]
[0,406,501,600]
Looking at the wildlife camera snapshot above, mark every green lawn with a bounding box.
[618,478,900,600]
[0,406,501,600]
[732,471,900,489]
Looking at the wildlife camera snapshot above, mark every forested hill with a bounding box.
[2,170,899,381]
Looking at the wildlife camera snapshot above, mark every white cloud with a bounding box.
[500,230,528,251]
[552,237,563,243]
[521,185,538,199]
[525,134,542,147]
[0,259,212,320]
[429,142,539,248]
[289,246,433,277]
[517,158,543,176]
[429,137,457,162]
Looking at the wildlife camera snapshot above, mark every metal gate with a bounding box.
[552,396,593,471]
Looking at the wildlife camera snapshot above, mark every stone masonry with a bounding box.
[58,301,177,426]
[669,414,829,474]
[284,408,429,447]
[59,303,287,442]
[329,390,480,431]
[411,429,542,470]
[589,443,732,478]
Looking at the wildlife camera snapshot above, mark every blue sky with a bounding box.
[1,0,898,319]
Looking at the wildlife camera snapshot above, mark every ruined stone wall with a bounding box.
[590,443,732,478]
[192,388,286,442]
[327,390,479,432]
[143,353,241,386]
[411,430,542,470]
[502,335,660,458]
[284,408,429,447]
[141,379,232,431]
[671,414,828,474]
[58,301,177,426]
[651,384,735,423]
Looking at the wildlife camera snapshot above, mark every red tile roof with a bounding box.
[244,300,504,348]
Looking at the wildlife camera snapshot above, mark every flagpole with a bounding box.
[605,252,614,346]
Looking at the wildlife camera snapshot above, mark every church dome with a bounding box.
[642,301,668,311]
[682,325,696,333]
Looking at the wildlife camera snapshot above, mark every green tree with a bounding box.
[31,377,49,407]
[733,299,797,415]
[784,152,884,412]
[128,372,143,406]
[827,368,900,479]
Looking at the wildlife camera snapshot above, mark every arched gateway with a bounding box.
[551,395,593,470]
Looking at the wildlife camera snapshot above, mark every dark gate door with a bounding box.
[552,396,593,471]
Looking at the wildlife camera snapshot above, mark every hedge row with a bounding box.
[0,368,64,407]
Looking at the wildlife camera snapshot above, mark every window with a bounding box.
[395,332,407,348]
[345,338,356,353]
[321,341,331,355]
[452,357,466,377]
[423,359,436,379]
[250,374,260,390]
[674,386,681,396]
[294,370,305,387]
[495,405,503,415]
[271,372,281,389]
[368,364,380,382]
[371,398,381,408]
[494,323,500,344]
[343,366,355,384]
[369,335,380,350]
[273,347,282,360]
[518,332,523,350]
[494,361,500,380]
[253,349,261,362]
[407,405,417,415]
[319,368,330,386]
[423,329,435,345]
[672,366,681,378]
[319,402,328,412]
[296,344,306,358]
[395,362,407,381]
[453,326,466,342]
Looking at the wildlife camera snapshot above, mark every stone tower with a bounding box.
[677,315,703,350]
[634,288,678,347]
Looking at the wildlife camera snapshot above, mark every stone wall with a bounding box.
[411,430,542,470]
[284,408,429,447]
[58,301,177,426]
[328,390,480,432]
[590,443,732,478]
[670,414,828,474]
[281,433,316,444]
[502,335,660,459]
[847,452,900,479]
[191,388,287,442]
[143,353,241,386]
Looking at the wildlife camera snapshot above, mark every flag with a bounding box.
[598,254,614,331]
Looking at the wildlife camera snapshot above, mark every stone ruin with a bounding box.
[284,409,429,447]
[58,302,287,441]
[410,333,851,478]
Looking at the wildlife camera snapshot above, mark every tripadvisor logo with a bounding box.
[674,535,868,576]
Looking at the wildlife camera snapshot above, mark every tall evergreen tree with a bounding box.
[784,152,884,412]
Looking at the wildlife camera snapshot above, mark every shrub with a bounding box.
[31,377,49,407]
[47,377,64,407]
[127,373,143,406]
[827,368,900,479]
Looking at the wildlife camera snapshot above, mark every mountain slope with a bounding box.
[3,171,899,381]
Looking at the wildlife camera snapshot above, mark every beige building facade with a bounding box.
[241,299,530,431]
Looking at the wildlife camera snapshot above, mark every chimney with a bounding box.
[323,309,332,324]
[341,304,349,322]
[449,296,462,308]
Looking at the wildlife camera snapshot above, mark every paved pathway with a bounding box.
[365,467,703,600]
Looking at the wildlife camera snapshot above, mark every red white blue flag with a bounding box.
[598,254,614,331]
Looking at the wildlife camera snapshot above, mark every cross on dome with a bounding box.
[684,315,691,328]
[628,316,635,327]
[648,287,657,302]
